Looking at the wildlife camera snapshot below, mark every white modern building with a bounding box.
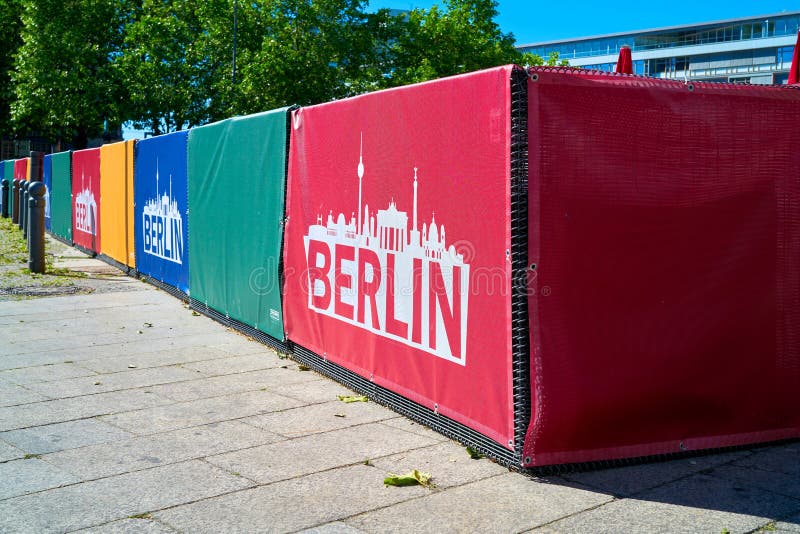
[518,11,799,84]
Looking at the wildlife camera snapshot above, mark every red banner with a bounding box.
[71,148,102,252]
[525,69,800,466]
[13,158,27,181]
[284,66,516,447]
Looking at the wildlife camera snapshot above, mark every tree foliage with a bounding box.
[228,0,387,113]
[0,0,23,135]
[385,0,520,86]
[116,0,230,134]
[11,0,132,147]
[4,0,556,141]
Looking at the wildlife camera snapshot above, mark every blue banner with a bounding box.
[134,131,190,294]
[43,154,52,231]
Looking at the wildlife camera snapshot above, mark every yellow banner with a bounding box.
[99,140,136,267]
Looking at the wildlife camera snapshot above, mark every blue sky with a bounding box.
[366,0,800,45]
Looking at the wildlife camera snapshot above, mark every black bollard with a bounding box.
[13,179,21,226]
[1,180,8,218]
[22,181,30,238]
[27,182,46,274]
[30,152,44,182]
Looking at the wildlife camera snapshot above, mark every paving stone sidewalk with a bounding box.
[0,256,798,533]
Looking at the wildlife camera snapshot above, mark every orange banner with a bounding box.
[99,140,136,267]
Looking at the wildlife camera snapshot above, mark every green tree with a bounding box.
[117,0,231,134]
[0,0,23,136]
[11,0,131,148]
[384,0,522,87]
[229,0,384,113]
[519,50,568,68]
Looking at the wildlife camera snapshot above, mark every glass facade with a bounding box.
[519,12,799,84]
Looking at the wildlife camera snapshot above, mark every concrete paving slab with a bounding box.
[155,464,428,533]
[346,472,612,534]
[561,450,751,497]
[0,418,134,455]
[0,389,173,431]
[0,438,25,462]
[205,422,442,484]
[299,522,367,534]
[379,416,451,443]
[75,517,178,533]
[708,463,800,500]
[0,315,207,343]
[4,331,143,356]
[368,441,509,489]
[95,323,216,342]
[241,399,397,438]
[542,473,800,534]
[1,331,246,366]
[76,346,235,374]
[65,332,236,360]
[0,351,94,371]
[0,382,50,406]
[148,367,320,403]
[0,294,158,320]
[182,352,284,376]
[212,337,285,357]
[99,389,306,435]
[0,460,252,534]
[776,513,800,532]
[24,366,202,399]
[45,420,284,480]
[734,444,800,475]
[278,377,364,405]
[0,457,79,499]
[0,362,97,385]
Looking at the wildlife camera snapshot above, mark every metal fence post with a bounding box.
[11,180,20,223]
[30,151,43,182]
[27,182,46,274]
[16,179,23,228]
[1,180,8,218]
[22,180,30,238]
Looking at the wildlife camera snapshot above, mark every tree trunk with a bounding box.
[73,129,89,150]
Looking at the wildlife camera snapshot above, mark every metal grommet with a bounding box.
[687,83,695,92]
[530,72,539,82]
[530,263,537,271]
[508,440,514,447]
[679,441,687,451]
[433,403,439,414]
[524,456,531,465]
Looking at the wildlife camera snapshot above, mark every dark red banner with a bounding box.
[284,66,516,447]
[71,148,102,252]
[13,158,27,180]
[525,69,800,466]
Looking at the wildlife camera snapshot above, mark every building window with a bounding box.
[777,46,795,69]
[518,14,800,61]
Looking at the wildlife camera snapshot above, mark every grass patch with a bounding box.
[0,218,89,299]
[0,218,28,265]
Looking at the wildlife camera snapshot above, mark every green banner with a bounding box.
[50,151,73,242]
[2,160,13,216]
[187,108,289,339]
